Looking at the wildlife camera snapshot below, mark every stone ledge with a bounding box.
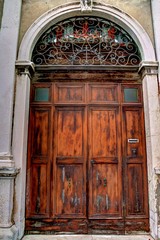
[0,167,20,178]
[22,235,154,240]
[0,155,13,160]
[0,160,15,168]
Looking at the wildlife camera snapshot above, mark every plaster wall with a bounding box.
[0,0,4,28]
[19,0,154,45]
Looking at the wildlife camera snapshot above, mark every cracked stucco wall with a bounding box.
[19,0,154,46]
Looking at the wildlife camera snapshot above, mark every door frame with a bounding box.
[13,2,160,239]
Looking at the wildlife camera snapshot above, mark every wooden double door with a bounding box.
[26,82,149,234]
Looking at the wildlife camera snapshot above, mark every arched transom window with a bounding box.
[32,16,141,66]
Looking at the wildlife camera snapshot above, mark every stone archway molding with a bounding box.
[13,2,160,240]
[18,1,155,62]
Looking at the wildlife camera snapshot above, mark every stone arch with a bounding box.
[14,2,159,239]
[18,2,155,61]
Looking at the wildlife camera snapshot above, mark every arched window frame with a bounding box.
[32,16,141,66]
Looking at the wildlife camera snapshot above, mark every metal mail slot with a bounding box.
[128,139,139,143]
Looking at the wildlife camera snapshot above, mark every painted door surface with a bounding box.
[26,82,149,234]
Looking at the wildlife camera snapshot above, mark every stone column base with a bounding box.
[0,225,18,240]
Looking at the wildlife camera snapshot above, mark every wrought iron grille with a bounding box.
[32,16,141,66]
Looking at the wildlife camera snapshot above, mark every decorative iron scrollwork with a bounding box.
[32,16,141,66]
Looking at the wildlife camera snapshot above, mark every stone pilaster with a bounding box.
[13,61,35,239]
[139,61,160,240]
[0,0,22,166]
[151,0,160,81]
[0,0,22,239]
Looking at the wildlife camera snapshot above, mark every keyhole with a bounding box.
[131,148,137,157]
[68,178,71,188]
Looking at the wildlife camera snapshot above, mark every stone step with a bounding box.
[22,235,154,240]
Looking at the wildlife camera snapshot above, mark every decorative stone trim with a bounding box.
[155,167,160,175]
[16,60,35,79]
[138,61,159,79]
[80,0,93,12]
[0,154,13,160]
[0,167,20,178]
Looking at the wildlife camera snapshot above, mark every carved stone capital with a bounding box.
[15,60,35,78]
[138,61,159,79]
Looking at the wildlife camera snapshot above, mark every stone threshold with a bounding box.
[22,234,154,240]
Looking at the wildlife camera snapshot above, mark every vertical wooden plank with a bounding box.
[88,107,122,219]
[122,106,149,231]
[91,109,117,157]
[33,109,49,156]
[54,107,87,218]
[57,109,83,156]
[26,106,52,218]
[30,164,48,215]
[127,164,144,214]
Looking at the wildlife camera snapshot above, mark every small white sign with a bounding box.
[128,139,139,143]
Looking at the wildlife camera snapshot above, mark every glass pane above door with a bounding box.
[124,88,138,102]
[34,88,49,101]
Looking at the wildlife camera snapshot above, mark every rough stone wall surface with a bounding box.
[19,0,154,47]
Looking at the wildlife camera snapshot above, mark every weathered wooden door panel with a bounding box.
[54,83,85,103]
[26,107,52,217]
[88,107,122,219]
[127,164,144,215]
[56,165,84,216]
[56,109,84,156]
[30,164,48,215]
[54,107,87,218]
[122,107,149,231]
[32,108,51,157]
[88,84,119,103]
[124,108,144,158]
[91,163,120,215]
